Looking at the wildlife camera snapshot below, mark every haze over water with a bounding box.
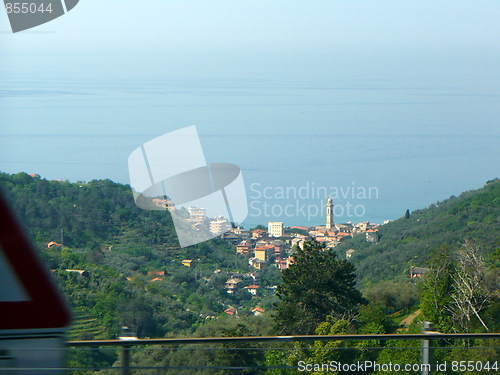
[1,1,499,227]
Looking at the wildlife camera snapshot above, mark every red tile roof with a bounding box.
[224,307,237,315]
[245,285,260,289]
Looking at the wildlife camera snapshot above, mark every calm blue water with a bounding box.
[1,53,499,227]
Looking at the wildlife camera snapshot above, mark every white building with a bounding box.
[210,216,232,235]
[188,206,206,223]
[268,222,284,237]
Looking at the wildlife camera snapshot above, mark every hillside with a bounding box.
[0,172,280,342]
[336,178,500,287]
[2,172,500,370]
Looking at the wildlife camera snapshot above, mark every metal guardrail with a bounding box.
[1,332,499,373]
[65,332,500,375]
[68,332,500,347]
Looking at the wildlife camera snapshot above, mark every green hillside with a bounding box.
[336,178,500,287]
[0,172,280,342]
[2,172,500,370]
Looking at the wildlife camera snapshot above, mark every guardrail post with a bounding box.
[422,321,437,375]
[119,326,137,375]
[121,344,131,375]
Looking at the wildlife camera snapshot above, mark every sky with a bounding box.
[1,1,499,227]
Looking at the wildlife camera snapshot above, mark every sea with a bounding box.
[1,48,499,228]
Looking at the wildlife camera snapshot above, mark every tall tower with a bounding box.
[326,198,334,230]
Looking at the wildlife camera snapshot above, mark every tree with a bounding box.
[449,239,492,331]
[419,245,455,333]
[211,323,266,375]
[274,239,366,335]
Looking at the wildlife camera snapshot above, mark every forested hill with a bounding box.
[337,178,500,286]
[0,172,177,248]
[0,171,280,343]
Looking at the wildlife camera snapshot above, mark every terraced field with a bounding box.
[67,308,109,341]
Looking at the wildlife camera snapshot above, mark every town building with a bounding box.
[225,278,242,294]
[254,245,274,261]
[252,306,265,316]
[188,206,206,223]
[249,258,268,270]
[366,229,379,243]
[236,240,253,256]
[210,216,232,235]
[410,267,431,278]
[268,222,284,237]
[346,249,356,258]
[224,307,238,315]
[244,285,260,296]
[252,229,268,239]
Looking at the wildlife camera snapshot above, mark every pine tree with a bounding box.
[274,239,366,335]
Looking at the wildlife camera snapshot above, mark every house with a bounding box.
[225,278,242,294]
[252,306,265,316]
[236,240,253,256]
[224,307,238,316]
[276,257,294,270]
[325,240,339,249]
[182,259,193,267]
[291,237,308,250]
[249,272,261,286]
[366,230,379,243]
[410,267,431,278]
[153,198,175,211]
[65,269,89,277]
[252,229,268,239]
[232,226,249,236]
[255,239,270,248]
[245,285,260,296]
[346,249,356,259]
[314,226,327,233]
[228,272,261,285]
[271,240,285,257]
[209,216,232,235]
[187,206,206,223]
[223,232,240,244]
[316,237,329,243]
[335,223,354,233]
[265,286,277,295]
[150,277,163,282]
[249,258,268,270]
[48,241,63,248]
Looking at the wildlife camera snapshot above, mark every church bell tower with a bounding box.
[326,198,334,230]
